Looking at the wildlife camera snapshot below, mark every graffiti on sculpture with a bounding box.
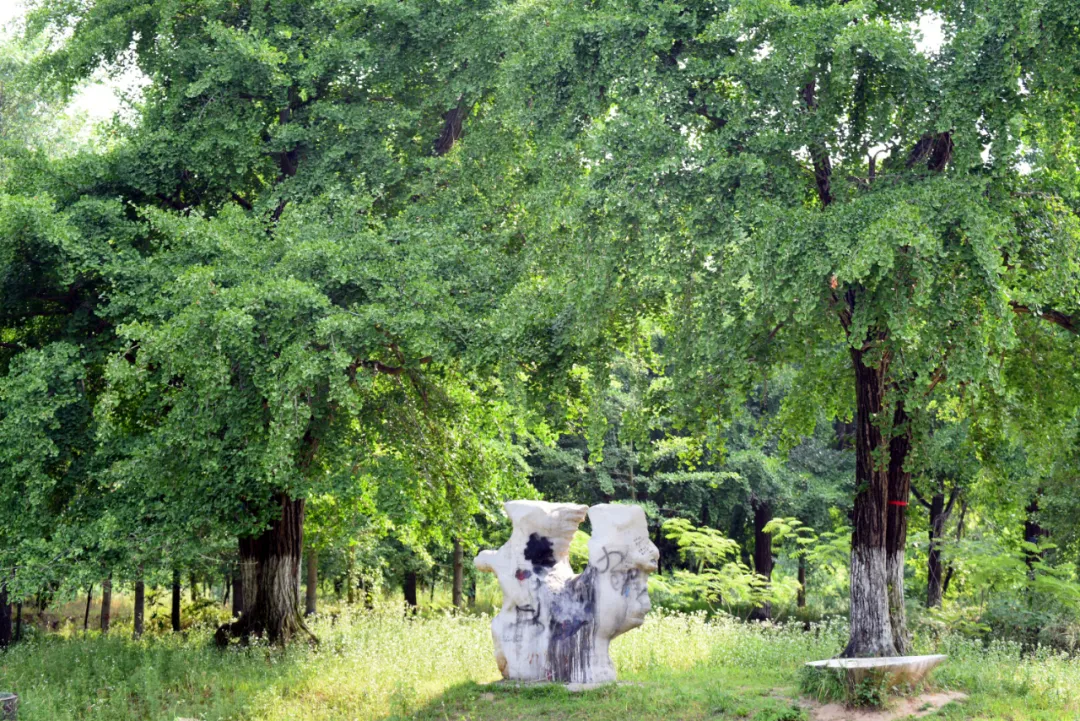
[474,501,659,685]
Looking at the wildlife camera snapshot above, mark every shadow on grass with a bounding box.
[383,667,812,721]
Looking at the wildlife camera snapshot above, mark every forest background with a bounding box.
[1,0,1080,718]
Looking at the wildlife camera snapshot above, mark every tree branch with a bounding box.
[345,356,433,380]
[1009,301,1078,334]
[155,193,190,212]
[434,96,468,157]
[945,484,961,517]
[231,192,254,211]
[924,366,947,396]
[801,80,832,207]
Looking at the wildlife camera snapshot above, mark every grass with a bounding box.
[0,604,1078,720]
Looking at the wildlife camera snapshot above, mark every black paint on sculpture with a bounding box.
[524,533,556,572]
[547,566,597,682]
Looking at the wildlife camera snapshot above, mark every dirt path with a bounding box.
[803,691,968,720]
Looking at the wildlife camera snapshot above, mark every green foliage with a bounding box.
[568,529,590,573]
[763,517,817,561]
[0,0,546,600]
[797,664,847,705]
[664,518,743,572]
[656,517,780,616]
[798,666,894,710]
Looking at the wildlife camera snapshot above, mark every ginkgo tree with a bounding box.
[21,0,533,644]
[489,0,1080,656]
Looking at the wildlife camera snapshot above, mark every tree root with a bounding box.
[214,611,318,647]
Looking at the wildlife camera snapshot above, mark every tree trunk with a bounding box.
[357,576,373,609]
[748,500,773,621]
[215,495,312,645]
[927,492,946,608]
[885,400,912,654]
[171,570,181,632]
[942,501,967,598]
[346,547,356,605]
[1024,493,1047,574]
[0,585,10,649]
[232,573,244,618]
[133,577,145,639]
[654,525,664,575]
[305,546,318,617]
[83,585,93,632]
[239,536,258,616]
[452,540,464,609]
[13,602,22,643]
[190,573,199,602]
[100,576,112,634]
[403,571,418,613]
[467,575,477,608]
[797,555,807,609]
[843,347,898,658]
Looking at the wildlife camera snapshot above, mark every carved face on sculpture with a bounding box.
[587,504,659,639]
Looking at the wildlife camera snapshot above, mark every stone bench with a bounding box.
[1,692,16,721]
[805,654,947,688]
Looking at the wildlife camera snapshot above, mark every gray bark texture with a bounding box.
[885,401,912,654]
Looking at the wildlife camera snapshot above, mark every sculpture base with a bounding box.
[805,654,946,688]
[489,679,635,693]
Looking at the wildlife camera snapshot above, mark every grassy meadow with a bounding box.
[1,599,1078,721]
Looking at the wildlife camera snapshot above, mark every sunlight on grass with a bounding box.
[1,608,1079,720]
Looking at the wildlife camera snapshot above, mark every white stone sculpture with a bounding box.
[474,500,659,685]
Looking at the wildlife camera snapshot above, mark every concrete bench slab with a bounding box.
[805,654,947,687]
[0,693,16,721]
